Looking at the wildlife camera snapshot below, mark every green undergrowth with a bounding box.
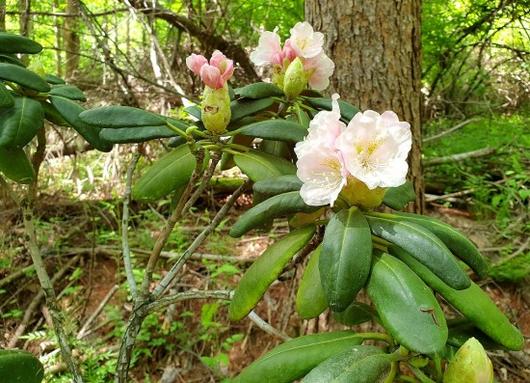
[424,113,530,282]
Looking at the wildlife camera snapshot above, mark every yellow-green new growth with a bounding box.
[443,337,494,383]
[283,57,307,99]
[201,85,231,134]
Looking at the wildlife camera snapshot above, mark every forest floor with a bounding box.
[0,189,529,382]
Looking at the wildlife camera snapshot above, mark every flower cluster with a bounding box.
[295,95,412,207]
[186,50,234,134]
[250,22,335,93]
[186,50,234,89]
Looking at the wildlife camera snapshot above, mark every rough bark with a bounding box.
[306,0,424,212]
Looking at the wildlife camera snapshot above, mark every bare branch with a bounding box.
[423,118,480,143]
[424,147,496,167]
[122,152,141,299]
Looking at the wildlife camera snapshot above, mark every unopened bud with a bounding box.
[201,85,231,134]
[283,57,307,99]
[443,338,494,383]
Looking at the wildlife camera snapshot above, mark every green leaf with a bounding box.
[295,105,310,129]
[233,150,295,182]
[0,54,25,67]
[184,105,201,119]
[320,207,372,312]
[383,181,416,210]
[0,32,43,54]
[49,84,86,101]
[41,101,67,126]
[0,63,50,92]
[233,119,306,142]
[391,246,523,351]
[391,212,488,278]
[0,83,14,108]
[44,74,65,84]
[79,105,166,127]
[0,97,43,148]
[230,97,275,122]
[253,174,302,195]
[0,147,35,184]
[302,346,392,383]
[303,97,359,121]
[0,349,43,383]
[49,96,113,152]
[296,246,327,319]
[229,191,319,237]
[133,145,196,200]
[235,82,284,99]
[366,213,471,290]
[229,225,315,321]
[367,253,447,354]
[333,302,374,326]
[233,331,362,383]
[447,320,504,350]
[99,126,177,143]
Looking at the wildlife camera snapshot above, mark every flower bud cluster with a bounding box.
[250,22,335,96]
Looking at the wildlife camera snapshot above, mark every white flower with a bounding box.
[289,22,324,59]
[295,94,346,206]
[304,52,335,91]
[336,110,412,190]
[250,31,283,66]
[297,145,347,207]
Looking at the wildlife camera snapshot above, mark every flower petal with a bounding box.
[250,31,283,66]
[186,54,208,75]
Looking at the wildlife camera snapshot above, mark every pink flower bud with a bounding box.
[186,54,208,75]
[282,39,298,63]
[188,51,234,89]
[199,64,223,89]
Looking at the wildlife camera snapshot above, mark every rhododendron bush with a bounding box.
[0,24,522,383]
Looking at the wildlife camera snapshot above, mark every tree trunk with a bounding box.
[306,0,424,212]
[0,0,6,31]
[18,0,31,37]
[64,0,80,80]
[53,0,63,77]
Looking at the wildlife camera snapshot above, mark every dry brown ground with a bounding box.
[0,196,528,382]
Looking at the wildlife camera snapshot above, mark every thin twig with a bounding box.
[248,311,291,341]
[122,152,140,299]
[0,264,34,289]
[424,147,496,166]
[145,290,232,312]
[423,117,480,142]
[22,207,84,383]
[140,149,207,296]
[77,285,119,339]
[0,175,83,381]
[152,179,250,299]
[8,256,80,348]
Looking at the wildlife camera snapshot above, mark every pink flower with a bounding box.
[295,93,413,206]
[250,31,283,66]
[282,39,298,63]
[289,22,324,59]
[186,50,234,89]
[304,52,335,91]
[186,54,208,75]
